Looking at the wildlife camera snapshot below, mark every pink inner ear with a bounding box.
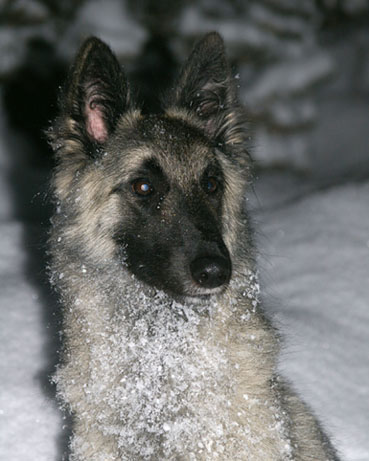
[85,101,108,143]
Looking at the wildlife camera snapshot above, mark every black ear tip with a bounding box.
[78,36,112,57]
[190,32,226,63]
[198,31,225,50]
[81,36,103,47]
[65,36,113,109]
[204,31,224,44]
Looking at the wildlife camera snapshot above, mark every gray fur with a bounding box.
[49,33,340,460]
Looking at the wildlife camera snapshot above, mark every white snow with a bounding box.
[0,222,62,461]
[253,178,369,461]
[243,53,334,110]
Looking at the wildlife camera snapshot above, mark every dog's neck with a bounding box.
[53,255,290,459]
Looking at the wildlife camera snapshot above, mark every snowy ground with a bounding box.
[0,93,369,461]
[252,173,369,461]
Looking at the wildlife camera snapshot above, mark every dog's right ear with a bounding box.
[49,37,130,201]
[65,36,130,144]
[50,37,130,155]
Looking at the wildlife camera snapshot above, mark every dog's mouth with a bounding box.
[126,256,231,299]
[181,284,229,299]
[166,283,229,311]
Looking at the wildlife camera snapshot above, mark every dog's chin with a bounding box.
[125,266,229,302]
[171,282,229,303]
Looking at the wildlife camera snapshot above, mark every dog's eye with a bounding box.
[132,179,154,196]
[205,177,218,194]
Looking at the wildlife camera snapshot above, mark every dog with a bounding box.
[48,32,340,460]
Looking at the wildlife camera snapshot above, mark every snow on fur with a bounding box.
[53,264,294,460]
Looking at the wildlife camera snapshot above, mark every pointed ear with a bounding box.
[167,32,245,147]
[61,36,130,145]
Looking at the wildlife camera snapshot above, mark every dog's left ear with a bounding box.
[167,32,245,147]
[61,37,130,145]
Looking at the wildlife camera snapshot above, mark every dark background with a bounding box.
[1,0,369,182]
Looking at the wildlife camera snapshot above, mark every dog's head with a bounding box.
[50,33,251,298]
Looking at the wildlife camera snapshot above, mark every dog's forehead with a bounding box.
[111,114,217,181]
[138,114,212,158]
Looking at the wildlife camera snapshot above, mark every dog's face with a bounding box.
[50,33,250,298]
[107,114,232,296]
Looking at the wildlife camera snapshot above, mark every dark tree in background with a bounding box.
[0,0,368,172]
[175,0,335,169]
[0,0,83,165]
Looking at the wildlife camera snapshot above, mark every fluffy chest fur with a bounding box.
[54,266,292,460]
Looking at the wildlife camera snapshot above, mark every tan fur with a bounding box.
[51,146,339,459]
[50,115,339,461]
[49,34,340,461]
[52,256,337,460]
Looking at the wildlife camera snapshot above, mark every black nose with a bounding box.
[190,256,231,289]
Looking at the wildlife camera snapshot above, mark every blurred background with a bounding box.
[1,0,368,179]
[0,1,368,460]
